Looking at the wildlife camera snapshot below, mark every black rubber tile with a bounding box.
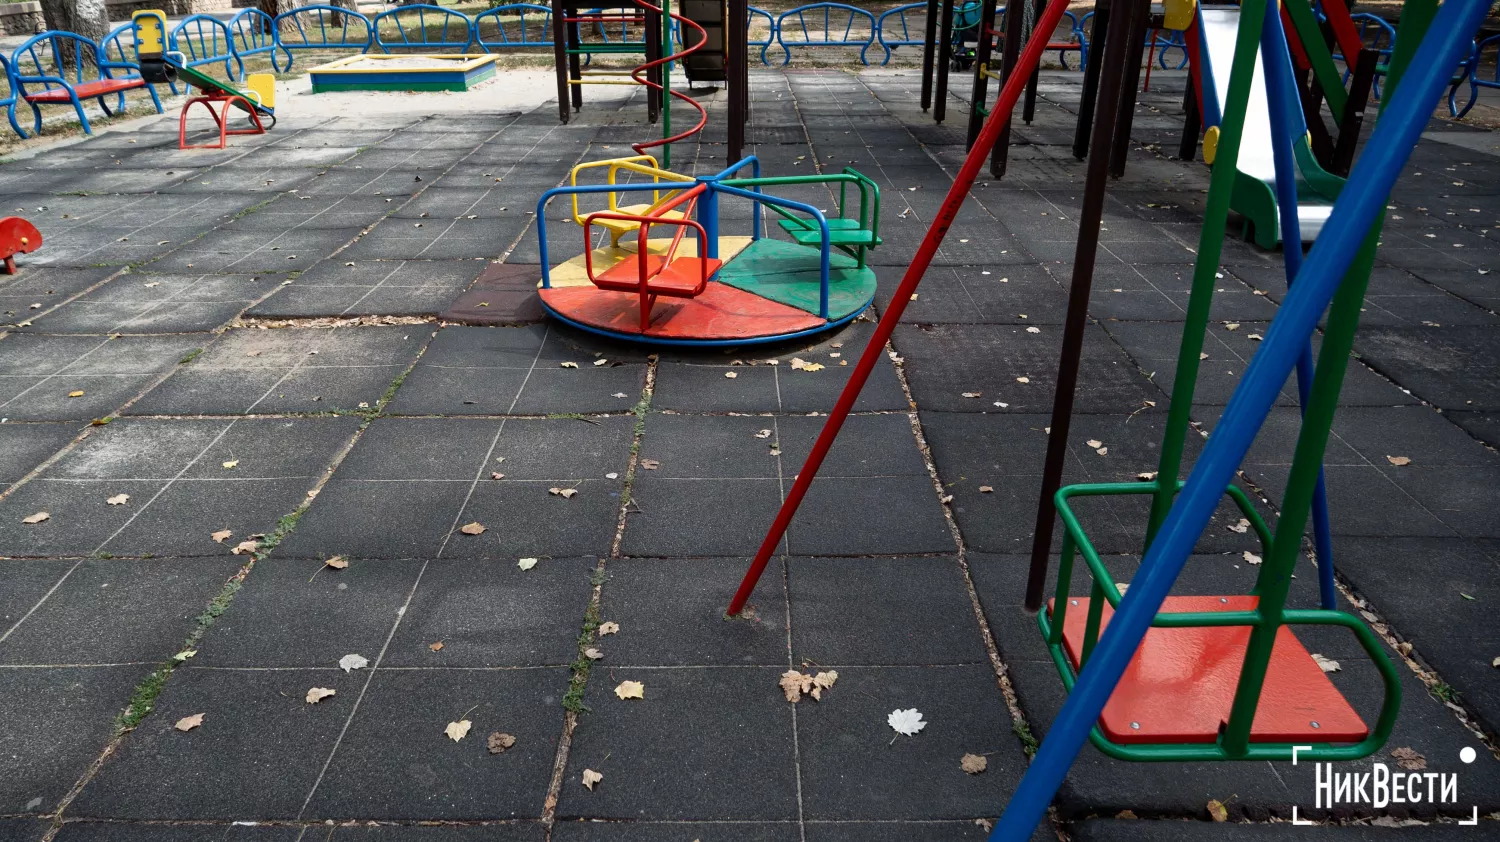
[227,194,393,232]
[328,826,543,841]
[621,476,784,557]
[594,558,788,667]
[0,334,205,421]
[0,819,49,841]
[70,667,354,820]
[274,479,473,560]
[0,559,237,665]
[0,267,118,327]
[383,557,597,667]
[53,823,301,841]
[874,264,1072,325]
[303,668,569,820]
[193,558,422,668]
[636,414,782,479]
[552,823,795,841]
[248,260,483,319]
[774,412,929,478]
[894,323,1158,414]
[1068,820,1498,840]
[0,423,77,484]
[128,326,429,416]
[558,667,798,820]
[795,665,1024,820]
[1447,411,1500,449]
[1354,326,1500,412]
[803,823,995,841]
[0,666,151,815]
[1374,460,1500,539]
[787,475,955,556]
[149,229,353,275]
[0,478,166,558]
[22,273,278,334]
[788,557,988,665]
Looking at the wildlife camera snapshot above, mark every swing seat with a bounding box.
[777,217,882,249]
[1051,594,1368,745]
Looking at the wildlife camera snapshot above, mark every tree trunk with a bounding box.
[260,0,298,20]
[38,0,109,64]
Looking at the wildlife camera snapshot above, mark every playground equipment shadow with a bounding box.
[0,66,1496,840]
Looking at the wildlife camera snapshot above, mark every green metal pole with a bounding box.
[1144,0,1268,549]
[1283,0,1348,119]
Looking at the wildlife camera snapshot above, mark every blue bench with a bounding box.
[228,9,279,68]
[171,14,245,83]
[273,5,375,72]
[9,30,162,137]
[373,5,478,53]
[1,53,23,138]
[774,2,877,66]
[475,3,555,51]
[1450,33,1499,118]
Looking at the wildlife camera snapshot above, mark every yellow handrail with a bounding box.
[567,155,694,226]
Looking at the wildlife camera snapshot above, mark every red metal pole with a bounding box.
[726,0,1075,616]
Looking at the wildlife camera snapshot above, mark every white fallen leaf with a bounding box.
[789,357,824,372]
[231,540,258,555]
[1136,471,1157,481]
[445,719,472,742]
[306,687,337,704]
[517,557,538,570]
[614,680,644,700]
[888,708,927,736]
[1228,518,1250,534]
[22,511,50,524]
[724,371,738,379]
[560,362,579,369]
[1016,376,1030,384]
[979,485,993,493]
[222,460,239,470]
[1086,440,1102,449]
[1311,654,1341,673]
[1243,551,1262,565]
[339,653,369,673]
[598,621,620,636]
[593,358,608,366]
[961,392,982,399]
[605,472,618,480]
[175,713,205,732]
[106,493,129,506]
[754,429,772,439]
[584,647,603,660]
[582,768,603,790]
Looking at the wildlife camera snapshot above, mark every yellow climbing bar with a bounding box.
[567,155,695,244]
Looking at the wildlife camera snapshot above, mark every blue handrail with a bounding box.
[773,2,877,66]
[372,4,477,53]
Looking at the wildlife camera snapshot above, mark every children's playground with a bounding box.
[3,0,1500,839]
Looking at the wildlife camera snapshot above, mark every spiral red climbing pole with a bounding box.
[630,0,709,158]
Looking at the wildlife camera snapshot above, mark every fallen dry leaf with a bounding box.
[324,556,348,570]
[1228,518,1250,534]
[445,719,472,742]
[491,472,505,480]
[640,459,661,470]
[1086,440,1102,449]
[1312,653,1341,673]
[517,557,538,570]
[339,653,369,672]
[222,460,238,470]
[960,753,988,774]
[779,671,813,702]
[306,687,337,704]
[459,522,486,535]
[67,390,85,398]
[598,621,620,636]
[1387,455,1412,466]
[724,371,738,379]
[811,670,838,701]
[106,494,129,506]
[754,429,772,439]
[211,529,232,543]
[888,708,927,736]
[560,361,579,369]
[961,392,982,399]
[1016,376,1030,384]
[22,512,50,524]
[549,487,578,499]
[584,647,604,660]
[1207,800,1228,822]
[789,357,824,372]
[429,641,445,652]
[1136,471,1158,481]
[1391,747,1427,771]
[979,485,993,493]
[487,732,517,754]
[593,358,608,367]
[1243,551,1262,565]
[582,769,603,790]
[175,713,205,732]
[231,540,259,555]
[614,680,645,700]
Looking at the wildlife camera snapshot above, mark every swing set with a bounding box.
[721,0,1486,835]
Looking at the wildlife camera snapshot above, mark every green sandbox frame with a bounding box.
[308,54,498,93]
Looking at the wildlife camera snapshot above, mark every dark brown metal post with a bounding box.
[991,0,1024,175]
[921,0,940,111]
[1331,48,1378,177]
[568,15,584,109]
[1022,0,1045,124]
[1024,0,1143,613]
[935,0,957,123]
[1177,69,1199,161]
[1107,0,1150,177]
[553,0,571,122]
[645,2,661,123]
[728,0,748,164]
[965,0,1001,149]
[1070,0,1108,159]
[1298,66,1337,168]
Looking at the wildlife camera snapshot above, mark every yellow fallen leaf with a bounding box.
[961,753,988,774]
[1207,799,1228,822]
[175,713,205,732]
[67,390,85,398]
[598,621,620,636]
[306,687,337,704]
[1016,376,1030,384]
[517,557,538,570]
[22,511,50,524]
[459,522,486,535]
[222,460,239,470]
[789,357,824,372]
[445,719,472,742]
[106,494,129,506]
[582,768,603,790]
[210,529,232,543]
[614,680,644,700]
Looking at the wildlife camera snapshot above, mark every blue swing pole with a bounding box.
[988,1,1490,838]
[1260,3,1340,610]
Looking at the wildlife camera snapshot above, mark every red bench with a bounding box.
[9,31,163,137]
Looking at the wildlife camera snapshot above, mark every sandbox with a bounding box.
[308,54,498,93]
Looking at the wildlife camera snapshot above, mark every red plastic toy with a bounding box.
[0,217,42,274]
